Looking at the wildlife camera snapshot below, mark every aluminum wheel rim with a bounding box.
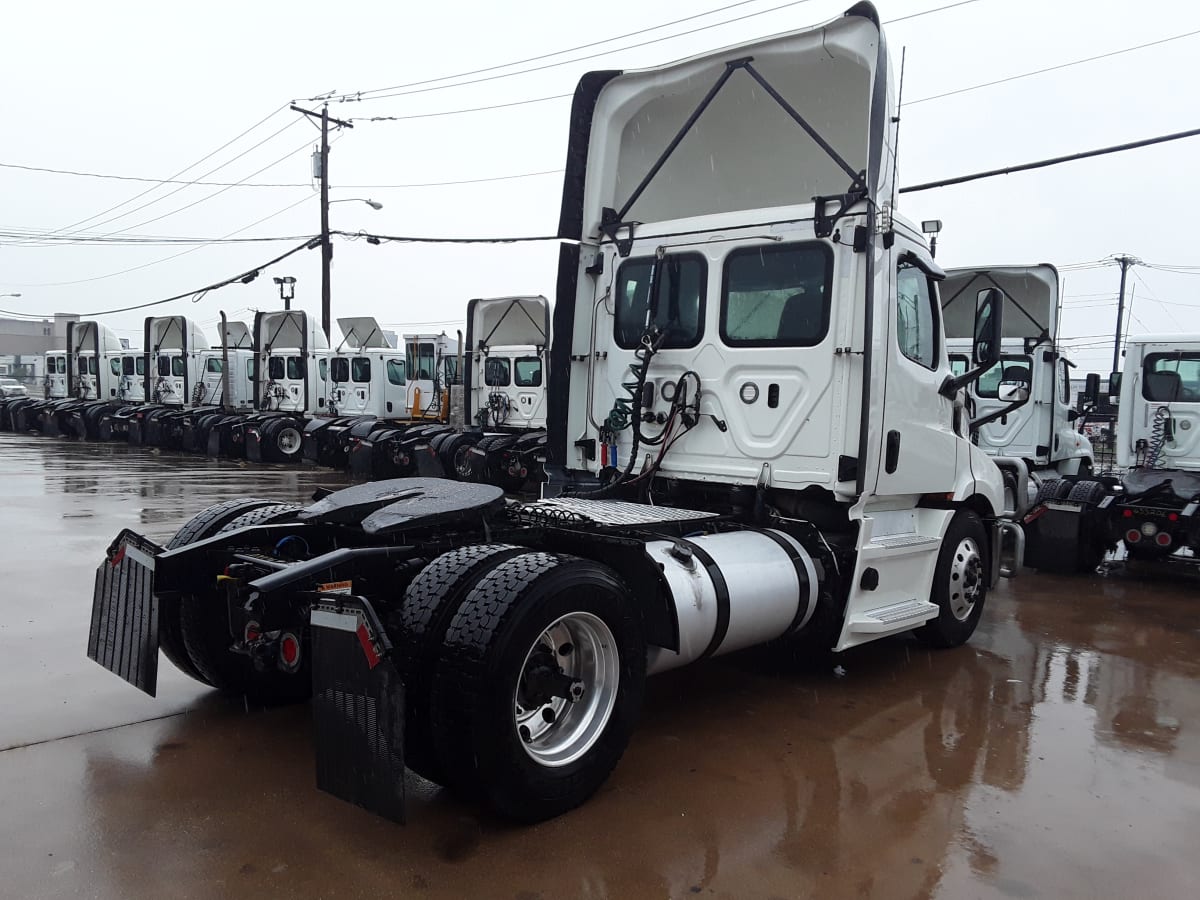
[514,611,619,768]
[454,444,476,480]
[949,536,983,621]
[277,427,301,455]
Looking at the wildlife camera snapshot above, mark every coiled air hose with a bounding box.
[1147,405,1170,468]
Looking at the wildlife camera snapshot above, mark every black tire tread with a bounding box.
[395,543,527,781]
[160,498,277,684]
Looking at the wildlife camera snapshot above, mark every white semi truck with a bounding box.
[942,264,1094,515]
[1024,334,1200,572]
[443,294,551,489]
[87,3,1021,826]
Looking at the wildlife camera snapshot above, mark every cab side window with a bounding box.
[896,263,939,370]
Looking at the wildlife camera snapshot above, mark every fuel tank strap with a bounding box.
[749,528,816,634]
[678,540,730,661]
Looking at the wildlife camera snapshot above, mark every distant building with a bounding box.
[0,313,79,379]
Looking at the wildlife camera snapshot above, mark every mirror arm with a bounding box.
[939,363,990,399]
[969,399,1025,433]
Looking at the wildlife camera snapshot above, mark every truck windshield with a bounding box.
[615,254,705,350]
[976,355,1031,398]
[1144,352,1200,402]
[515,358,542,387]
[206,358,223,373]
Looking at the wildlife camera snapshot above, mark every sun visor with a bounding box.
[941,265,1060,342]
[577,5,886,236]
[337,317,390,349]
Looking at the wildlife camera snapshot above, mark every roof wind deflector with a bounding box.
[479,297,548,350]
[599,56,871,255]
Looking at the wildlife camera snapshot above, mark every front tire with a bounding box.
[430,553,646,822]
[916,511,988,649]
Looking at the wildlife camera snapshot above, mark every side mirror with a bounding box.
[998,382,1030,404]
[973,288,1004,368]
[1108,371,1122,395]
[1084,372,1101,406]
[939,287,1007,399]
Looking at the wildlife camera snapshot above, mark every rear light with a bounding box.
[1126,529,1142,543]
[1156,533,1173,547]
[1168,513,1179,522]
[279,632,301,671]
[1140,521,1158,537]
[244,621,262,643]
[1122,509,1133,518]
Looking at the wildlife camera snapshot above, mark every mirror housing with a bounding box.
[1108,371,1122,395]
[940,288,1007,398]
[998,382,1030,404]
[1084,372,1101,406]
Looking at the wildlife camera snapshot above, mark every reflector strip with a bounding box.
[357,623,381,670]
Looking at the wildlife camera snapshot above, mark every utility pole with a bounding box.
[1111,255,1140,374]
[289,104,353,341]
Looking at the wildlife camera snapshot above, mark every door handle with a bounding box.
[885,430,901,474]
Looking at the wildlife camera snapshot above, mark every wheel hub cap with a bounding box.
[949,537,983,621]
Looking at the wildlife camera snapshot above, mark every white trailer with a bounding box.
[942,264,1094,514]
[88,3,1022,826]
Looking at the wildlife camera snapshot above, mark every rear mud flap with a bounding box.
[87,530,163,696]
[310,596,406,823]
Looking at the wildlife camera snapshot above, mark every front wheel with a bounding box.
[430,553,645,822]
[916,511,988,649]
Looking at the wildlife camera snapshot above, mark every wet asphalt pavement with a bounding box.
[1,432,1198,900]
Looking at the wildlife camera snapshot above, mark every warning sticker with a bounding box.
[317,580,353,595]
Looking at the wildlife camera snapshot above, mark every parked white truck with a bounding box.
[942,264,1094,515]
[87,3,1021,826]
[1024,334,1200,572]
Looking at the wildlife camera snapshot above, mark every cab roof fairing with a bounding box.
[68,320,124,355]
[145,315,211,354]
[941,265,1060,344]
[564,3,893,243]
[254,309,330,353]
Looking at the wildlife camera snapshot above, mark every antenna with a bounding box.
[889,47,907,219]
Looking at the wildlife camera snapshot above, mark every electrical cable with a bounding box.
[6,195,316,287]
[7,105,290,245]
[900,126,1200,193]
[2,239,317,319]
[328,0,813,103]
[903,28,1200,106]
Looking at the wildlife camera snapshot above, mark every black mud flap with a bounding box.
[87,530,163,696]
[310,596,406,823]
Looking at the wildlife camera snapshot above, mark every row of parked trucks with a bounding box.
[1,298,552,489]
[42,2,1200,829]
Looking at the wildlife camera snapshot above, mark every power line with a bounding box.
[5,196,316,287]
[1,240,317,319]
[904,27,1200,106]
[10,107,294,246]
[349,93,574,124]
[900,126,1200,193]
[328,0,806,102]
[0,229,313,246]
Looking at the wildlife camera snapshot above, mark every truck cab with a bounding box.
[942,265,1093,510]
[1116,335,1200,472]
[325,316,409,417]
[196,321,255,409]
[43,351,68,399]
[66,320,124,401]
[253,310,329,415]
[465,296,549,433]
[400,332,459,420]
[143,316,210,407]
[115,352,146,403]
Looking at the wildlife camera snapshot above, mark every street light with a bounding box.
[273,276,296,310]
[329,198,383,210]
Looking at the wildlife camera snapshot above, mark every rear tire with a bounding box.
[161,498,277,685]
[916,511,988,649]
[430,552,645,822]
[392,544,528,783]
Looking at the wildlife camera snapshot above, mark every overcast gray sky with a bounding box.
[1,0,1196,372]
